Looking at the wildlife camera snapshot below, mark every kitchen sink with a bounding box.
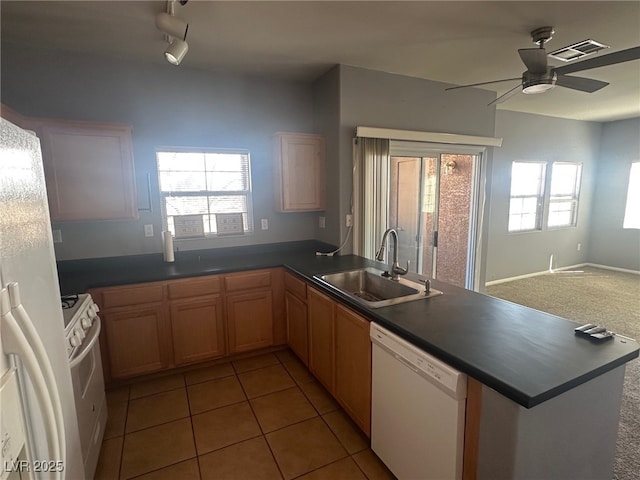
[315,267,442,308]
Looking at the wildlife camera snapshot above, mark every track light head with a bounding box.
[164,39,189,65]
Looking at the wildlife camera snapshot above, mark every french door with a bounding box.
[388,145,482,288]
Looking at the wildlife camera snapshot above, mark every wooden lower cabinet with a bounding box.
[226,290,274,353]
[93,269,280,383]
[102,303,170,379]
[335,305,372,436]
[170,295,225,365]
[285,291,308,365]
[308,287,335,392]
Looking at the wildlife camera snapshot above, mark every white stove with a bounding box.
[62,294,99,359]
[61,293,106,479]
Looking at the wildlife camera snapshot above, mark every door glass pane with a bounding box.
[421,157,438,278]
[435,154,474,287]
[389,157,421,272]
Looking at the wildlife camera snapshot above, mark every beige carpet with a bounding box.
[486,266,640,480]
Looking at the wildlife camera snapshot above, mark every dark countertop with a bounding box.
[58,241,639,409]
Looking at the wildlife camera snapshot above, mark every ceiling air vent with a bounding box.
[548,39,610,62]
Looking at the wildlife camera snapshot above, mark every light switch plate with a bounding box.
[345,214,353,227]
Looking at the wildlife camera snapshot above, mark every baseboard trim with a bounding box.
[486,263,640,286]
[485,263,589,286]
[584,263,640,275]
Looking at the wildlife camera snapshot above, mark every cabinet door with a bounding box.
[335,305,372,436]
[102,303,168,379]
[39,121,137,221]
[226,290,274,353]
[285,291,308,365]
[274,132,326,212]
[170,295,225,365]
[308,287,335,392]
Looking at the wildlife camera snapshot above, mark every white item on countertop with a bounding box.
[163,230,175,262]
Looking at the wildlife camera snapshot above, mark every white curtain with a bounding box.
[353,137,390,259]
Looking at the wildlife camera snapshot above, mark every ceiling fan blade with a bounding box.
[518,48,548,74]
[555,74,609,93]
[445,77,522,91]
[554,46,640,75]
[488,83,523,106]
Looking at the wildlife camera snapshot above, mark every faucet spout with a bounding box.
[375,228,408,280]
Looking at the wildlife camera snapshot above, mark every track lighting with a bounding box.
[155,12,187,39]
[155,2,189,66]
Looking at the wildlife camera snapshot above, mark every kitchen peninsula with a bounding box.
[58,241,639,479]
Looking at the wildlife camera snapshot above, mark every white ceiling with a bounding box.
[2,1,639,122]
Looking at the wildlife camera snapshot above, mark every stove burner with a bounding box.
[62,294,79,309]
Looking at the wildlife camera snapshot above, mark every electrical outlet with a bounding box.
[52,229,62,243]
[319,216,326,229]
[577,243,581,251]
[345,214,353,227]
[261,218,269,230]
[144,224,154,237]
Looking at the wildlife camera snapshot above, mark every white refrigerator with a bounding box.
[0,117,84,479]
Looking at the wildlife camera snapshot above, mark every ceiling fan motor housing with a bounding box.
[531,26,555,45]
[522,69,557,94]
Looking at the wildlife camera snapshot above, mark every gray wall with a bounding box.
[4,43,636,276]
[589,117,640,270]
[486,111,602,282]
[312,66,341,246]
[1,44,320,260]
[333,65,497,267]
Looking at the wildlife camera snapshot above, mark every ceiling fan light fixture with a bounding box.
[522,82,555,94]
[522,71,557,94]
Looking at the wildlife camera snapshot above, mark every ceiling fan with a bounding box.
[446,26,640,105]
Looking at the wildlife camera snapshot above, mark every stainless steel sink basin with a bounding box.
[316,267,442,308]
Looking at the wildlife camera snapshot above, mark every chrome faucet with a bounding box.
[375,228,409,280]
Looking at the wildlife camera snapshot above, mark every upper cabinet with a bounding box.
[273,132,326,212]
[38,120,137,222]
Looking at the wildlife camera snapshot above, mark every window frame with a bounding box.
[156,147,254,239]
[546,161,583,229]
[508,161,547,233]
[623,161,640,229]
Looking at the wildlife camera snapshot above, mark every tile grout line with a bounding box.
[117,385,131,480]
[180,372,204,480]
[239,362,287,480]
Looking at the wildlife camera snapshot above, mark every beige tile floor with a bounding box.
[96,349,396,480]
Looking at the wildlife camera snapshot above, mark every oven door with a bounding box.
[69,317,107,478]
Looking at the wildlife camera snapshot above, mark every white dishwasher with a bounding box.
[370,322,467,480]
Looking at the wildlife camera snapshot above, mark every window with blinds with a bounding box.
[547,162,582,228]
[508,161,547,232]
[623,162,640,229]
[156,149,253,236]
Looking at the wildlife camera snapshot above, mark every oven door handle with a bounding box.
[69,317,101,369]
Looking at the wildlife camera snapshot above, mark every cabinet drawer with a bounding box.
[168,276,222,299]
[101,283,163,309]
[284,272,307,300]
[224,270,272,292]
